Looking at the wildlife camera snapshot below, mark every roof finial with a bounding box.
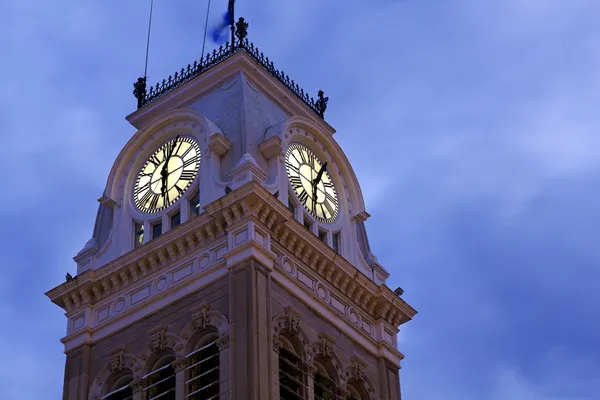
[315,90,329,118]
[235,17,248,43]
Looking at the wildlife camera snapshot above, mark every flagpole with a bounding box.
[229,0,235,49]
[201,0,211,57]
[144,0,155,78]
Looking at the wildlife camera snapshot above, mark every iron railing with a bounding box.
[133,17,328,119]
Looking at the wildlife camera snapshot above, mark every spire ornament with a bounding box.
[133,77,147,109]
[235,17,248,43]
[315,90,329,118]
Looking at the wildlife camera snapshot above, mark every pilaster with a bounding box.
[229,259,272,400]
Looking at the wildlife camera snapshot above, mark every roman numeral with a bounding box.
[290,176,303,189]
[325,191,337,204]
[164,189,170,205]
[291,152,302,165]
[319,203,327,218]
[298,150,307,163]
[149,193,160,209]
[179,145,193,159]
[323,199,335,217]
[298,189,309,205]
[138,189,153,206]
[148,153,162,166]
[135,182,150,195]
[180,171,195,181]
[323,181,333,189]
[183,156,199,168]
[287,162,300,174]
[175,184,185,195]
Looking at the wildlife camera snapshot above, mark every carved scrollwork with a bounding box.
[191,302,211,331]
[107,346,126,374]
[129,377,146,393]
[148,325,168,352]
[171,357,188,373]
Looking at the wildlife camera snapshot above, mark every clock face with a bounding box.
[134,136,201,213]
[285,143,339,223]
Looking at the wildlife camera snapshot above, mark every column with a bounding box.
[229,259,272,400]
[63,344,91,400]
[172,358,188,400]
[129,378,145,400]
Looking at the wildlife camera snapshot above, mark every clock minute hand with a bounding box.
[160,135,180,195]
[312,162,328,188]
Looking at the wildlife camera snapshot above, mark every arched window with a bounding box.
[313,359,343,400]
[102,373,133,400]
[143,354,176,400]
[279,336,307,400]
[345,384,363,400]
[185,335,220,399]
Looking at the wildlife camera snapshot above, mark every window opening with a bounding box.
[134,222,144,249]
[279,347,306,400]
[171,212,181,229]
[185,339,220,400]
[190,193,200,217]
[152,222,162,240]
[101,376,133,400]
[318,230,327,243]
[332,232,340,253]
[303,217,312,231]
[143,361,175,400]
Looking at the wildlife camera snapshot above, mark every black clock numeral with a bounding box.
[291,151,302,165]
[290,176,303,189]
[323,198,335,217]
[135,181,150,195]
[325,191,337,204]
[138,189,153,206]
[148,153,162,166]
[179,145,193,159]
[164,190,170,205]
[323,181,333,189]
[319,203,327,218]
[175,184,185,195]
[298,150,307,164]
[287,162,300,175]
[298,189,309,205]
[308,152,316,167]
[180,171,196,181]
[183,155,199,168]
[149,193,160,209]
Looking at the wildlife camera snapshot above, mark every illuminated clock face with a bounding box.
[134,136,200,213]
[285,143,339,223]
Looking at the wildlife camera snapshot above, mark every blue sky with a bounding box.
[1,1,599,399]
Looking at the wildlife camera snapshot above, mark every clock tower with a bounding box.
[47,18,416,400]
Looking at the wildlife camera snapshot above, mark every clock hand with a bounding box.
[159,135,180,197]
[312,162,328,188]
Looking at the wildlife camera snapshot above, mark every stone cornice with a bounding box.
[46,181,416,329]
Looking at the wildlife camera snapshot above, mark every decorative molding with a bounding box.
[216,334,229,350]
[129,377,146,393]
[208,132,232,156]
[191,302,211,331]
[258,136,283,159]
[107,346,126,373]
[148,325,168,352]
[171,357,188,373]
